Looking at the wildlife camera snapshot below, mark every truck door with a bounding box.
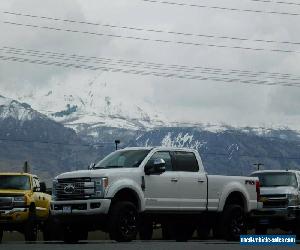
[144,151,180,211]
[172,151,207,211]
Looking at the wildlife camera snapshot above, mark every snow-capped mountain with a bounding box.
[0,95,47,122]
[6,80,167,133]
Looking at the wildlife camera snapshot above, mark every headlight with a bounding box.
[90,177,108,198]
[287,194,300,206]
[52,179,58,200]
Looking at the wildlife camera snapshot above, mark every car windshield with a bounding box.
[251,172,298,188]
[0,175,31,190]
[94,150,150,169]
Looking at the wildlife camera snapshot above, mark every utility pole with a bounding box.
[254,163,264,171]
[115,140,120,150]
[23,161,30,173]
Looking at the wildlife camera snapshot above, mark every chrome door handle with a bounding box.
[198,179,205,183]
[171,178,178,182]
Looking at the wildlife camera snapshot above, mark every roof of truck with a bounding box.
[0,172,37,177]
[251,170,300,175]
[123,146,198,152]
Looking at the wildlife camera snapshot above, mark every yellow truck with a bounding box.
[0,172,52,242]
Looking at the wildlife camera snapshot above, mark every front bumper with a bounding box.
[249,206,300,227]
[251,206,300,218]
[51,198,111,216]
[0,208,29,223]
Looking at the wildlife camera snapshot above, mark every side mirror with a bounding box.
[145,158,166,175]
[88,162,95,170]
[40,182,47,193]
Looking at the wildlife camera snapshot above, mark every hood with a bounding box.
[56,168,139,180]
[0,189,30,196]
[260,186,297,195]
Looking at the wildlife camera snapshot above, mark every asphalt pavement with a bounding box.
[0,240,299,250]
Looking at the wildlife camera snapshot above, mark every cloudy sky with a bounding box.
[1,0,300,129]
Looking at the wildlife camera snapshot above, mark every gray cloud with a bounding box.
[1,0,300,128]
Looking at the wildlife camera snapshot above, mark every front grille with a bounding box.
[0,197,13,209]
[261,194,288,208]
[55,178,94,201]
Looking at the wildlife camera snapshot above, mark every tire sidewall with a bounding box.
[24,206,37,242]
[109,201,138,242]
[222,205,246,241]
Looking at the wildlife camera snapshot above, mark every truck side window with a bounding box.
[173,151,199,172]
[146,151,172,171]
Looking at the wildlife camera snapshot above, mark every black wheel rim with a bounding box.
[119,208,137,237]
[230,211,245,237]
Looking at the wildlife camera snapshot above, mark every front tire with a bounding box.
[108,201,138,242]
[219,205,246,241]
[24,206,38,242]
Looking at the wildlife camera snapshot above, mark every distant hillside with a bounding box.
[133,127,300,175]
[1,95,300,184]
[0,95,104,184]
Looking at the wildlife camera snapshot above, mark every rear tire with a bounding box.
[219,205,246,241]
[24,206,38,242]
[108,201,138,242]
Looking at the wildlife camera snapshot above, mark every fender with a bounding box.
[218,181,250,212]
[106,178,146,212]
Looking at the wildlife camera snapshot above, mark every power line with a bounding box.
[3,46,300,82]
[3,20,300,54]
[1,53,299,87]
[0,137,115,147]
[247,0,300,7]
[3,10,300,47]
[202,151,300,160]
[141,0,300,16]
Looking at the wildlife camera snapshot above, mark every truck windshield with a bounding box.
[0,175,31,190]
[251,172,298,188]
[94,150,150,169]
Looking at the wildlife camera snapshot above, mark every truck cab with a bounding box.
[250,170,300,235]
[0,173,51,242]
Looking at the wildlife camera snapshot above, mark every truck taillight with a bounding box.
[256,180,260,201]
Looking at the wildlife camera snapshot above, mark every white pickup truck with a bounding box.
[51,147,260,242]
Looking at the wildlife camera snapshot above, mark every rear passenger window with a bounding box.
[173,151,199,172]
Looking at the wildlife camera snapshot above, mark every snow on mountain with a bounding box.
[6,80,167,133]
[0,95,46,122]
